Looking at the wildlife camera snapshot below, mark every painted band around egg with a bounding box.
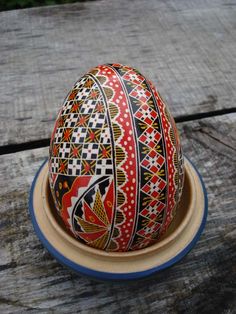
[48,64,184,252]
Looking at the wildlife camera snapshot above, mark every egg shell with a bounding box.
[48,63,184,252]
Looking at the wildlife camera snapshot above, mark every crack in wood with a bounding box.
[0,296,39,310]
[0,262,17,271]
[0,109,235,156]
[175,107,236,123]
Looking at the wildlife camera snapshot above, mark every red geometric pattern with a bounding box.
[139,126,161,149]
[94,65,138,252]
[130,85,152,102]
[123,70,144,85]
[141,150,165,174]
[142,175,166,199]
[140,200,165,221]
[134,103,158,125]
[148,81,184,235]
[136,220,161,238]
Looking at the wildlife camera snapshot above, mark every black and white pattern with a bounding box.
[75,87,91,101]
[95,159,113,175]
[73,76,88,89]
[88,113,105,128]
[68,159,82,176]
[100,128,111,144]
[59,143,71,158]
[64,113,79,128]
[81,143,99,159]
[79,99,98,114]
[71,127,87,144]
[61,100,74,116]
[51,157,59,173]
[54,128,64,143]
[50,75,114,177]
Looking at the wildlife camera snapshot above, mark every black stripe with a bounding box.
[89,73,117,249]
[145,80,169,235]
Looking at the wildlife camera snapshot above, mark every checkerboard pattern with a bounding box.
[50,75,114,177]
[95,159,113,175]
[71,127,87,144]
[68,159,82,176]
[64,113,79,128]
[59,143,70,158]
[81,143,99,159]
[51,157,59,173]
[79,99,97,114]
[54,128,63,143]
[100,128,111,144]
[88,113,105,128]
[75,87,92,101]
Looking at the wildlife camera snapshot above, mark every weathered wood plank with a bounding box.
[0,113,235,313]
[0,0,236,145]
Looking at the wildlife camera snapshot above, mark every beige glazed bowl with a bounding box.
[29,157,207,281]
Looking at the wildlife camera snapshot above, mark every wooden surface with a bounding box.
[0,1,236,313]
[0,113,235,313]
[1,0,236,145]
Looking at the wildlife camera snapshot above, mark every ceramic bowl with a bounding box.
[29,156,207,281]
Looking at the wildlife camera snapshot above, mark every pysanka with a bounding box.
[48,63,184,252]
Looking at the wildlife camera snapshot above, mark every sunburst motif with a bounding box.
[74,180,114,250]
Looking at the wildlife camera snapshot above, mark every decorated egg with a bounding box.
[48,63,184,252]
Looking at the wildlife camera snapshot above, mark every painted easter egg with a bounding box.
[48,63,184,252]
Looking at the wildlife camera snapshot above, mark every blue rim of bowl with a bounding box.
[29,156,208,281]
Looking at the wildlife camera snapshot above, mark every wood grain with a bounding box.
[1,0,236,145]
[0,114,235,313]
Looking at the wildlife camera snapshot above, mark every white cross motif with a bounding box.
[95,159,113,175]
[64,113,79,128]
[50,157,59,173]
[71,127,87,144]
[81,143,99,159]
[54,128,63,144]
[59,142,71,158]
[88,113,105,129]
[100,128,111,144]
[68,159,82,176]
